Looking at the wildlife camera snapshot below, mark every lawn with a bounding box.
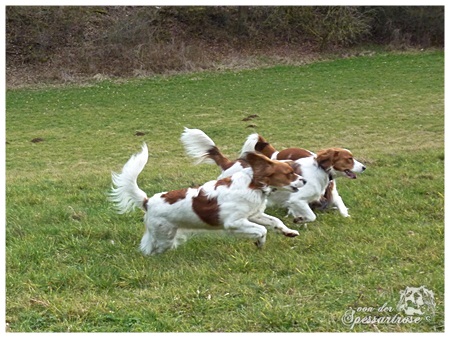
[5,50,444,332]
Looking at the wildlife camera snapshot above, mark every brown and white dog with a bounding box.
[181,128,365,223]
[239,133,367,220]
[110,143,305,255]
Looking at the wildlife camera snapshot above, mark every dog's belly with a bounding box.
[267,185,323,206]
[266,190,291,207]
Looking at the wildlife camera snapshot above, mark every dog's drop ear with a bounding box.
[245,152,272,166]
[245,152,275,188]
[317,149,338,170]
[245,152,274,175]
[254,134,271,153]
[255,141,269,153]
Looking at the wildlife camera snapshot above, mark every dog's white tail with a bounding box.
[239,133,260,158]
[110,143,149,214]
[180,127,217,164]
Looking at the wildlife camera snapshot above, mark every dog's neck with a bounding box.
[318,163,335,182]
[249,180,269,193]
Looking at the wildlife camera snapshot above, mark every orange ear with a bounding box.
[317,149,337,170]
[254,140,270,152]
[245,152,274,172]
[254,134,277,156]
[245,152,275,186]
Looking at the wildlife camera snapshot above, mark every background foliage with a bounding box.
[5,6,444,86]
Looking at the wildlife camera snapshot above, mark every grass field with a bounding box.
[5,51,444,332]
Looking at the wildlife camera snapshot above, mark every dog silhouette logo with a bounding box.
[397,286,436,317]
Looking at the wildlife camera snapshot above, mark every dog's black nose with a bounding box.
[362,166,366,172]
[302,179,307,185]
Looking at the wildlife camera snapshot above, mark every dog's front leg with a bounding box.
[330,182,350,217]
[249,213,299,237]
[224,219,268,248]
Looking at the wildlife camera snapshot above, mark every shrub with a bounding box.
[5,6,444,85]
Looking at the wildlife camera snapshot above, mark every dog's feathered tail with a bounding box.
[110,143,149,214]
[180,127,234,170]
[240,133,279,159]
[180,127,217,164]
[239,133,260,158]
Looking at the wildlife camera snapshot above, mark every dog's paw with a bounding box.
[254,236,266,248]
[283,230,299,237]
[339,208,350,217]
[254,241,264,248]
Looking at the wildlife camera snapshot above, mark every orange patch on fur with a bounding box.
[276,148,313,161]
[207,146,234,171]
[332,150,355,172]
[223,159,250,171]
[316,148,337,170]
[246,152,298,190]
[215,177,232,189]
[255,135,277,158]
[192,189,220,226]
[236,159,250,168]
[324,180,334,202]
[317,148,355,171]
[161,188,188,204]
[143,198,149,211]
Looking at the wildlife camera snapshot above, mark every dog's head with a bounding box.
[245,152,306,192]
[316,148,366,179]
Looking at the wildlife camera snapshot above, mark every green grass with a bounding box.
[6,51,444,332]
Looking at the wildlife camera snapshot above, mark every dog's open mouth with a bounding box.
[344,169,357,179]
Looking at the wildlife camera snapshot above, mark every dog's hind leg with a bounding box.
[140,228,157,255]
[249,213,299,237]
[140,221,178,255]
[224,219,268,248]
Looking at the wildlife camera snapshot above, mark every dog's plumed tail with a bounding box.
[180,127,218,164]
[110,143,149,214]
[239,133,260,158]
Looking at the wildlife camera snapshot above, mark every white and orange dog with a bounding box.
[239,133,366,221]
[181,128,366,223]
[110,143,305,255]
